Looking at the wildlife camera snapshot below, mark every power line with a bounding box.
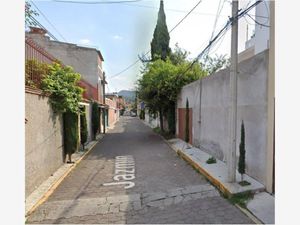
[27,15,59,41]
[246,13,270,28]
[169,0,203,33]
[206,0,226,58]
[176,0,263,80]
[123,2,228,17]
[52,0,142,4]
[109,59,140,79]
[30,0,68,42]
[109,0,204,79]
[27,6,100,73]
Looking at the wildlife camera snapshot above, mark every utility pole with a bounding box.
[228,0,239,182]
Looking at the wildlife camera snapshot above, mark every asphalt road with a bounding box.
[27,117,253,224]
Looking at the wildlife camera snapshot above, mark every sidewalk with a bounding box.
[167,138,274,224]
[25,134,104,217]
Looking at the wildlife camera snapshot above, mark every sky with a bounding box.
[29,0,257,92]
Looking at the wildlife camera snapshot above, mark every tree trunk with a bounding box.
[67,153,73,163]
[159,107,164,132]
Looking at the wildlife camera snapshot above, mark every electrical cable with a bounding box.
[175,0,263,80]
[206,0,226,59]
[28,15,59,41]
[246,13,270,27]
[30,0,68,42]
[51,0,142,4]
[109,0,204,79]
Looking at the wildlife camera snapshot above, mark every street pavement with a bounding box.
[26,117,253,224]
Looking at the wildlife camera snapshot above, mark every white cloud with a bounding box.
[79,39,91,44]
[112,35,123,40]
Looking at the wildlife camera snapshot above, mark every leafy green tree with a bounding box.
[185,98,190,143]
[80,107,88,150]
[203,54,230,75]
[238,120,246,181]
[169,43,189,65]
[150,0,170,61]
[91,101,100,139]
[138,55,206,132]
[41,63,83,114]
[63,111,79,163]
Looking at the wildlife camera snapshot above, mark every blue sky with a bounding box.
[29,0,255,92]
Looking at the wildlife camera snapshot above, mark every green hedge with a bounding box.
[80,107,88,150]
[92,102,100,139]
[63,111,79,160]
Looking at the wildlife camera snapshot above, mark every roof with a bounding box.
[27,27,104,61]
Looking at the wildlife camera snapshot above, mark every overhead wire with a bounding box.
[30,0,68,42]
[122,2,228,17]
[175,0,263,80]
[205,0,226,60]
[27,15,59,41]
[246,13,270,27]
[109,0,204,79]
[27,3,102,75]
[51,0,143,4]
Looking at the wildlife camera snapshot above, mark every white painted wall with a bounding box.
[177,50,270,188]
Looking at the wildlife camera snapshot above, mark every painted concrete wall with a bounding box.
[105,98,119,127]
[177,50,269,187]
[25,91,64,197]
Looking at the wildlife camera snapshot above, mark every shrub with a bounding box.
[206,156,217,164]
[238,120,246,181]
[63,111,79,163]
[41,63,83,113]
[92,102,100,139]
[185,98,190,143]
[25,59,50,88]
[80,107,88,150]
[139,109,145,120]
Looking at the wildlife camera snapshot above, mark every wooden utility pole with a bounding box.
[228,0,239,182]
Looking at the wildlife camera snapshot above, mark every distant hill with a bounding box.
[118,90,136,103]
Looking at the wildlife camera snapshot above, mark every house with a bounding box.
[239,0,273,62]
[26,26,107,135]
[25,36,108,198]
[105,93,120,128]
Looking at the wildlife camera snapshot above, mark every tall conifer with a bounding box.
[150,0,170,61]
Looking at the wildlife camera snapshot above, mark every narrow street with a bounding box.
[26,117,253,224]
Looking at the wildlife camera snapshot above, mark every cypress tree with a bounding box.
[238,120,246,181]
[63,111,79,163]
[185,98,190,143]
[80,107,88,151]
[150,0,171,61]
[92,102,100,140]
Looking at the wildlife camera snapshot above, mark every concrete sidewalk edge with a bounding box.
[25,135,103,218]
[140,120,271,224]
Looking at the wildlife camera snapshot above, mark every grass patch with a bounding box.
[228,191,254,208]
[206,156,217,164]
[239,180,251,186]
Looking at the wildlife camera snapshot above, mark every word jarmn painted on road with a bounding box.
[103,155,135,189]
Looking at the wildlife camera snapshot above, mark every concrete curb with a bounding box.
[235,204,263,224]
[145,126,265,225]
[25,137,101,218]
[177,149,233,197]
